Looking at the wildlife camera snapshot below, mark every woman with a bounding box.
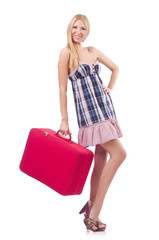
[58,14,127,232]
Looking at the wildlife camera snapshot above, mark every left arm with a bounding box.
[93,47,119,92]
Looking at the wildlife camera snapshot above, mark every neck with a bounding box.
[75,42,83,51]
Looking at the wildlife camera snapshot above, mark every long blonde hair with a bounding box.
[67,14,90,71]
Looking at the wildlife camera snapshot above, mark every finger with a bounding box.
[59,130,63,135]
[64,131,68,136]
[62,131,65,135]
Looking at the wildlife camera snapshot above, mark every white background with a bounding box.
[0,0,159,239]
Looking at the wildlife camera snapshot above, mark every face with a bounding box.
[71,19,88,43]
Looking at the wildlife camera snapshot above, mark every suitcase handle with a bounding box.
[55,130,72,142]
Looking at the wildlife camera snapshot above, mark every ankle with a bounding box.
[89,215,98,221]
[89,206,99,220]
[89,198,94,203]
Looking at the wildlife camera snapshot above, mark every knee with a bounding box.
[95,144,107,155]
[95,150,108,161]
[118,149,127,163]
[111,148,127,165]
[95,144,108,160]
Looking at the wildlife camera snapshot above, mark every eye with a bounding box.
[73,26,77,29]
[81,27,86,30]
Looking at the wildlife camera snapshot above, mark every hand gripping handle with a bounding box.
[55,130,72,142]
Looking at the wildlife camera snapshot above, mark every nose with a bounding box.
[76,28,81,34]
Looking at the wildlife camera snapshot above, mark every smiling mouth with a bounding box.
[74,35,82,39]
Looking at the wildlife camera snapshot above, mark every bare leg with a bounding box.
[88,144,108,229]
[89,138,127,220]
[89,144,108,202]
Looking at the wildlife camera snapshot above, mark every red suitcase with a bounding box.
[19,128,94,196]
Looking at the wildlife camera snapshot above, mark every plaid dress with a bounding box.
[68,60,123,148]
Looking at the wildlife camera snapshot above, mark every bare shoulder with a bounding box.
[87,46,95,53]
[87,46,98,58]
[58,46,70,69]
[88,46,101,54]
[88,47,119,71]
[59,46,70,58]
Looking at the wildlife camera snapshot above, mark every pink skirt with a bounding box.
[78,118,123,148]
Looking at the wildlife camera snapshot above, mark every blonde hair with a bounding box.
[67,14,90,71]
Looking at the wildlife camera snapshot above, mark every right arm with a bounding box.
[58,47,71,136]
